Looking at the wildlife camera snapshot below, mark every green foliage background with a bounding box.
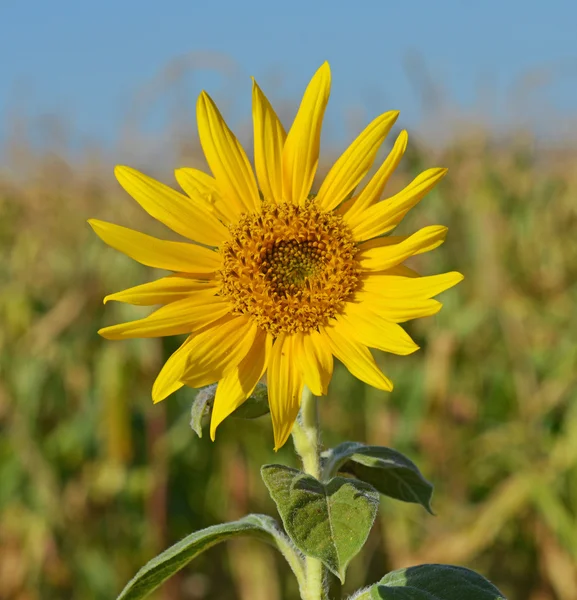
[1,93,576,600]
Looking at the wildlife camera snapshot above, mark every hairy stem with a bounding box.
[292,387,327,600]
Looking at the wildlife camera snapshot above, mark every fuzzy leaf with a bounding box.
[261,464,379,582]
[116,514,302,600]
[355,564,506,599]
[323,442,433,513]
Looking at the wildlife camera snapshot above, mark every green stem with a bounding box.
[292,387,327,600]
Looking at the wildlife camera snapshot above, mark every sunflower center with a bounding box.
[264,239,324,293]
[219,201,360,336]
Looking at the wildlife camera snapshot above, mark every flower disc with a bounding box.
[220,201,359,336]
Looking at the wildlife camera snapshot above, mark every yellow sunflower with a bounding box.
[90,62,463,450]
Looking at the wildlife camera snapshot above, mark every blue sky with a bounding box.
[1,0,576,151]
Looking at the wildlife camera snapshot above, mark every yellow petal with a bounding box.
[174,167,238,224]
[268,334,304,451]
[322,321,393,391]
[299,329,333,396]
[282,62,331,206]
[152,335,194,403]
[197,92,260,214]
[388,265,420,278]
[344,130,408,221]
[357,225,448,271]
[354,291,442,322]
[114,166,230,246]
[210,328,272,440]
[356,235,408,251]
[252,79,286,203]
[361,271,464,299]
[340,304,419,355]
[358,234,443,257]
[335,193,357,217]
[104,276,218,305]
[88,219,221,273]
[98,293,230,340]
[181,315,258,389]
[347,168,448,241]
[316,111,399,212]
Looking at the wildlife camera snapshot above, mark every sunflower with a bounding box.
[90,62,463,450]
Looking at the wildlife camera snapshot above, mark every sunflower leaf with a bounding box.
[261,464,379,582]
[322,442,434,514]
[351,564,506,599]
[189,383,270,437]
[116,514,304,600]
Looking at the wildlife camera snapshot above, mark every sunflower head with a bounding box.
[90,62,463,450]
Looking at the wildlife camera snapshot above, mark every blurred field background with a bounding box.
[1,54,577,600]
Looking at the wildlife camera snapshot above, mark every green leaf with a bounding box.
[189,383,269,438]
[322,442,434,513]
[355,564,506,599]
[116,514,303,600]
[261,464,379,582]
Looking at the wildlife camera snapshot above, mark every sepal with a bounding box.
[189,382,270,437]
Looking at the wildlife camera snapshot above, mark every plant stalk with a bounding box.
[292,387,327,600]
